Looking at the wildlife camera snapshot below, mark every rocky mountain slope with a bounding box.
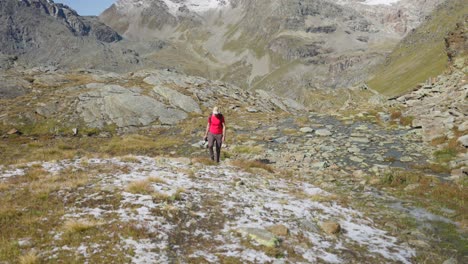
[0,0,152,71]
[0,66,304,134]
[100,0,444,100]
[368,0,467,96]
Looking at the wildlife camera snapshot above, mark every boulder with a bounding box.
[315,129,332,137]
[267,224,289,236]
[320,221,341,235]
[458,135,468,148]
[300,127,314,133]
[7,128,20,135]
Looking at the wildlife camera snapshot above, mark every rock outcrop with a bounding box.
[0,67,305,130]
[0,0,151,71]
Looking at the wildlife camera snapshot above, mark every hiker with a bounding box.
[204,107,226,163]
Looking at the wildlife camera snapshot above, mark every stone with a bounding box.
[267,224,289,236]
[404,183,420,191]
[458,121,468,132]
[320,221,341,235]
[457,135,468,148]
[237,228,279,247]
[400,156,413,162]
[347,147,360,153]
[300,127,314,133]
[247,107,259,113]
[442,257,458,264]
[315,129,332,137]
[18,238,33,248]
[350,156,364,163]
[300,220,320,233]
[311,161,329,169]
[350,137,370,143]
[7,129,21,135]
[275,136,289,144]
[352,170,365,178]
[408,239,430,248]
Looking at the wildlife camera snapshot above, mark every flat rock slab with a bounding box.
[315,129,332,137]
[77,84,187,128]
[237,227,279,247]
[153,85,201,114]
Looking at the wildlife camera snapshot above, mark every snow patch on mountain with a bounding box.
[363,0,401,5]
[162,0,227,15]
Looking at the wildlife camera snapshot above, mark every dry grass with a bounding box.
[152,188,185,202]
[102,134,179,156]
[18,251,39,264]
[126,180,154,195]
[148,176,167,185]
[192,157,217,166]
[232,145,264,155]
[378,169,467,220]
[120,156,142,163]
[230,159,275,173]
[63,219,101,234]
[411,163,451,174]
[431,136,449,146]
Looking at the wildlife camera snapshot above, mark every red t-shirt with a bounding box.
[208,114,225,135]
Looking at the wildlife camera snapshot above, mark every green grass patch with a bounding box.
[232,145,264,155]
[101,134,179,156]
[368,0,468,96]
[434,148,458,163]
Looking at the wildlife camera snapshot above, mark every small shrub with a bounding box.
[380,170,424,187]
[431,136,448,146]
[63,219,99,234]
[148,177,167,185]
[231,159,274,173]
[126,180,154,195]
[434,148,458,163]
[399,115,414,126]
[390,110,402,120]
[18,251,39,264]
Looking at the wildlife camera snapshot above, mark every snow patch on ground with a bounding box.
[0,156,415,263]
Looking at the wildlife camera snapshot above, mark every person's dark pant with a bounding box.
[208,132,223,162]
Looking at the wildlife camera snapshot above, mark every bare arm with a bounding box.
[204,123,210,139]
[222,121,226,142]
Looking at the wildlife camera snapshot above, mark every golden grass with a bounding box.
[148,176,167,185]
[230,159,274,173]
[120,156,142,163]
[18,251,39,264]
[126,180,154,195]
[63,219,101,234]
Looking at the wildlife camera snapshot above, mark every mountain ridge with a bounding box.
[99,0,444,101]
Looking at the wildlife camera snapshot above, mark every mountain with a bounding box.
[367,0,467,96]
[0,0,150,71]
[100,0,444,101]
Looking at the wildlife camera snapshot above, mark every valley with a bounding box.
[0,0,466,263]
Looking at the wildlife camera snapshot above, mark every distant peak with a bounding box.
[114,0,229,15]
